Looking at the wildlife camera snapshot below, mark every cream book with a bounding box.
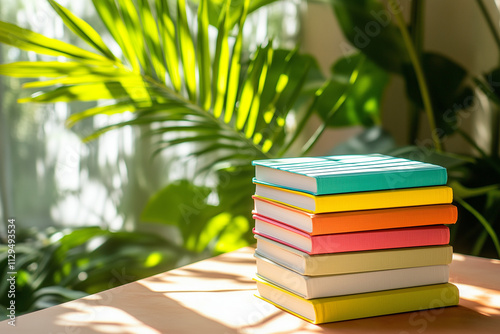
[255,277,460,324]
[255,254,449,299]
[255,234,453,275]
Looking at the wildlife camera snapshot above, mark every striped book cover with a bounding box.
[252,154,447,195]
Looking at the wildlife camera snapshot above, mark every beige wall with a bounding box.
[300,0,500,155]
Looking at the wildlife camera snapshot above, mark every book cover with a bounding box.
[254,183,453,213]
[252,154,447,195]
[255,277,459,324]
[255,254,450,299]
[253,215,450,254]
[253,196,458,235]
[255,234,454,276]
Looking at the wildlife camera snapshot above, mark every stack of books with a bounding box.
[252,154,460,324]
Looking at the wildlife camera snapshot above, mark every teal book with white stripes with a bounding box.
[252,154,447,195]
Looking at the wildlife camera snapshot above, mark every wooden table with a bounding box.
[1,247,499,333]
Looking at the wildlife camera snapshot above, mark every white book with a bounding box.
[256,254,450,299]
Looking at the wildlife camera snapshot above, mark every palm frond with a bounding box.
[0,0,328,174]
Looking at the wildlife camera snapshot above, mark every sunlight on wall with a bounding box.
[0,0,143,231]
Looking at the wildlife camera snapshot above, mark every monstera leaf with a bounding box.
[403,52,474,136]
[331,0,409,73]
[315,53,389,128]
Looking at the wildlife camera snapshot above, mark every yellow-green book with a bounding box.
[255,277,459,324]
[254,183,453,213]
[255,234,453,276]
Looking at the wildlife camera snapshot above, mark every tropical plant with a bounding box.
[0,0,388,254]
[329,0,500,258]
[0,226,182,318]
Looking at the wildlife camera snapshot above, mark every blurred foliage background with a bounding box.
[1,0,500,318]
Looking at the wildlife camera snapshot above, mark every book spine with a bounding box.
[311,205,458,235]
[314,283,459,323]
[309,225,450,254]
[315,186,453,213]
[302,245,453,276]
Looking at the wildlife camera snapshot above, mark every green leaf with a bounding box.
[197,0,212,110]
[251,49,317,152]
[141,181,210,229]
[0,21,110,63]
[19,80,152,103]
[0,61,117,78]
[472,189,500,255]
[331,0,409,73]
[177,0,198,100]
[455,197,500,259]
[141,180,226,251]
[156,0,182,91]
[116,0,151,74]
[82,111,190,142]
[186,142,246,158]
[31,286,88,302]
[236,45,269,131]
[449,180,500,200]
[224,0,250,123]
[91,0,140,71]
[474,68,500,107]
[212,215,251,254]
[216,166,254,218]
[207,0,280,28]
[65,101,147,128]
[212,0,232,118]
[22,73,138,88]
[245,46,273,138]
[48,0,116,60]
[316,53,389,127]
[157,133,241,148]
[265,50,321,155]
[389,145,473,168]
[403,52,473,136]
[137,0,167,82]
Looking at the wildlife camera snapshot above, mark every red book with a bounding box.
[253,214,450,255]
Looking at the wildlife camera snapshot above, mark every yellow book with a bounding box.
[254,183,453,213]
[255,277,459,324]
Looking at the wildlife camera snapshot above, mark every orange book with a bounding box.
[253,196,457,235]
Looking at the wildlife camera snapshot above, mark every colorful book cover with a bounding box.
[255,254,449,299]
[255,277,459,324]
[253,154,447,195]
[255,234,454,275]
[254,183,453,213]
[253,195,457,235]
[253,214,450,254]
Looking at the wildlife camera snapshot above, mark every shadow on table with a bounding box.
[52,281,241,334]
